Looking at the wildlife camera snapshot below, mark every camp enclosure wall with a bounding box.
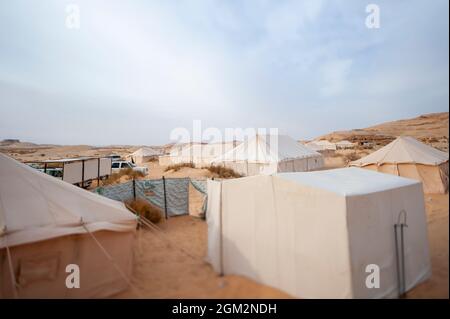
[29,157,112,186]
[64,157,112,184]
[206,168,431,298]
[216,156,324,176]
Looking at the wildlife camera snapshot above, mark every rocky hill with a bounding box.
[317,112,449,151]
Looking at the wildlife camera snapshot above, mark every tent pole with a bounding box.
[97,158,101,186]
[81,223,142,298]
[219,181,224,276]
[163,176,168,219]
[394,210,408,298]
[5,242,19,299]
[394,225,401,297]
[81,159,85,188]
[400,224,406,298]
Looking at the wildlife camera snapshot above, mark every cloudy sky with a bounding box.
[0,0,448,145]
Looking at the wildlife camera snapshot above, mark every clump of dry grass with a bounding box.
[344,152,361,162]
[164,162,195,172]
[126,198,162,224]
[103,168,145,185]
[207,165,242,178]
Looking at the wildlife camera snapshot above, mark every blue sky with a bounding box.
[0,0,448,145]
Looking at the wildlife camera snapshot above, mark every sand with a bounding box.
[117,216,290,298]
[406,194,449,298]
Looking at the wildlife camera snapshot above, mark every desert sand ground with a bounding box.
[117,216,291,298]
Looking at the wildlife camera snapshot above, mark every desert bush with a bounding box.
[207,165,242,178]
[164,162,195,172]
[123,168,145,179]
[103,168,145,185]
[125,198,162,224]
[345,152,361,162]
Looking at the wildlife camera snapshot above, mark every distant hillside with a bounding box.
[0,139,57,149]
[317,112,449,151]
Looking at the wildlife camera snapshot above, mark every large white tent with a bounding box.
[159,142,236,167]
[211,135,324,176]
[0,154,137,298]
[350,136,449,194]
[207,168,431,298]
[128,147,161,164]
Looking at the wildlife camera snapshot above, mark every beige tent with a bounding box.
[211,135,324,176]
[350,136,449,194]
[0,154,137,298]
[207,168,431,298]
[129,147,160,164]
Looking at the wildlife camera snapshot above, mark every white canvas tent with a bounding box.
[129,147,160,164]
[306,140,337,151]
[207,168,431,298]
[211,135,324,176]
[0,154,137,298]
[350,136,449,194]
[336,140,356,149]
[159,142,236,167]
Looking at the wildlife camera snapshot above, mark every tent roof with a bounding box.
[0,154,137,248]
[276,167,419,196]
[132,147,160,157]
[212,135,321,164]
[350,136,448,166]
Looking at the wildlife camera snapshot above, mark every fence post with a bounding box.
[163,176,168,219]
[97,158,101,187]
[132,178,136,200]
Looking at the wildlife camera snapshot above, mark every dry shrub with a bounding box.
[345,152,361,162]
[9,149,35,155]
[103,168,145,185]
[207,165,241,178]
[164,162,195,172]
[126,198,162,224]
